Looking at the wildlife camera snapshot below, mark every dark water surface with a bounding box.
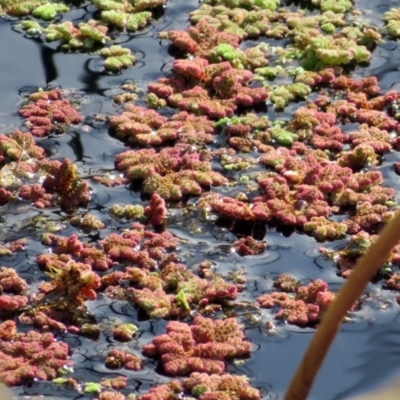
[3,0,400,399]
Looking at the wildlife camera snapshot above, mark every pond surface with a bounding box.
[2,0,400,399]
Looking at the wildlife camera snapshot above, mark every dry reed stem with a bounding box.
[284,211,400,400]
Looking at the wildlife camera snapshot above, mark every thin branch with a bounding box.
[284,211,400,400]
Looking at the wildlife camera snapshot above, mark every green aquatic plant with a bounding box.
[268,83,311,110]
[188,5,272,40]
[133,0,165,11]
[100,45,136,71]
[44,20,110,50]
[93,0,126,11]
[208,42,269,70]
[100,9,127,28]
[100,10,152,31]
[176,290,191,312]
[383,7,400,22]
[301,35,371,69]
[126,11,152,31]
[0,0,46,17]
[340,25,381,47]
[383,8,400,38]
[44,21,76,44]
[110,204,145,220]
[209,43,245,66]
[32,2,68,19]
[78,20,109,43]
[320,22,335,33]
[269,125,298,146]
[317,0,352,13]
[84,382,102,394]
[147,93,167,109]
[385,20,400,38]
[70,214,105,232]
[203,0,279,11]
[255,65,286,80]
[93,0,165,12]
[20,20,43,35]
[0,0,70,19]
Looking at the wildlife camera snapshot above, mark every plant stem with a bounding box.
[284,211,400,400]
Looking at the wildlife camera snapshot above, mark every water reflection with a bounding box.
[335,318,400,399]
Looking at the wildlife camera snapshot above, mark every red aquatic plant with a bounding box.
[0,131,45,165]
[168,29,198,54]
[0,240,27,260]
[198,99,236,119]
[235,86,269,106]
[101,376,128,389]
[19,158,90,210]
[348,124,392,153]
[337,143,378,169]
[20,310,67,331]
[18,89,83,137]
[211,197,256,221]
[142,316,251,376]
[149,54,267,118]
[139,380,183,400]
[385,273,400,291]
[257,276,337,326]
[19,183,53,208]
[35,260,101,311]
[174,115,215,145]
[273,274,298,292]
[96,392,126,400]
[115,146,228,200]
[303,217,347,241]
[167,86,208,109]
[108,104,168,145]
[173,57,208,81]
[295,68,335,88]
[80,246,114,271]
[144,192,167,228]
[112,323,138,342]
[183,372,260,400]
[0,267,27,293]
[105,348,142,370]
[212,68,253,95]
[128,260,238,317]
[233,236,267,256]
[319,230,400,277]
[148,76,186,98]
[39,226,180,272]
[309,123,347,152]
[0,294,29,312]
[41,233,84,257]
[101,225,179,264]
[168,19,240,57]
[0,320,71,386]
[209,141,396,239]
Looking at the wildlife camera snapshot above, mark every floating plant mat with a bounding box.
[2,0,400,399]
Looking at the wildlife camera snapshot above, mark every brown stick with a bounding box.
[284,211,400,400]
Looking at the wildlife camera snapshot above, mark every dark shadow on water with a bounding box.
[40,45,58,84]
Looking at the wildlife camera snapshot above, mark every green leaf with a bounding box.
[84,382,102,393]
